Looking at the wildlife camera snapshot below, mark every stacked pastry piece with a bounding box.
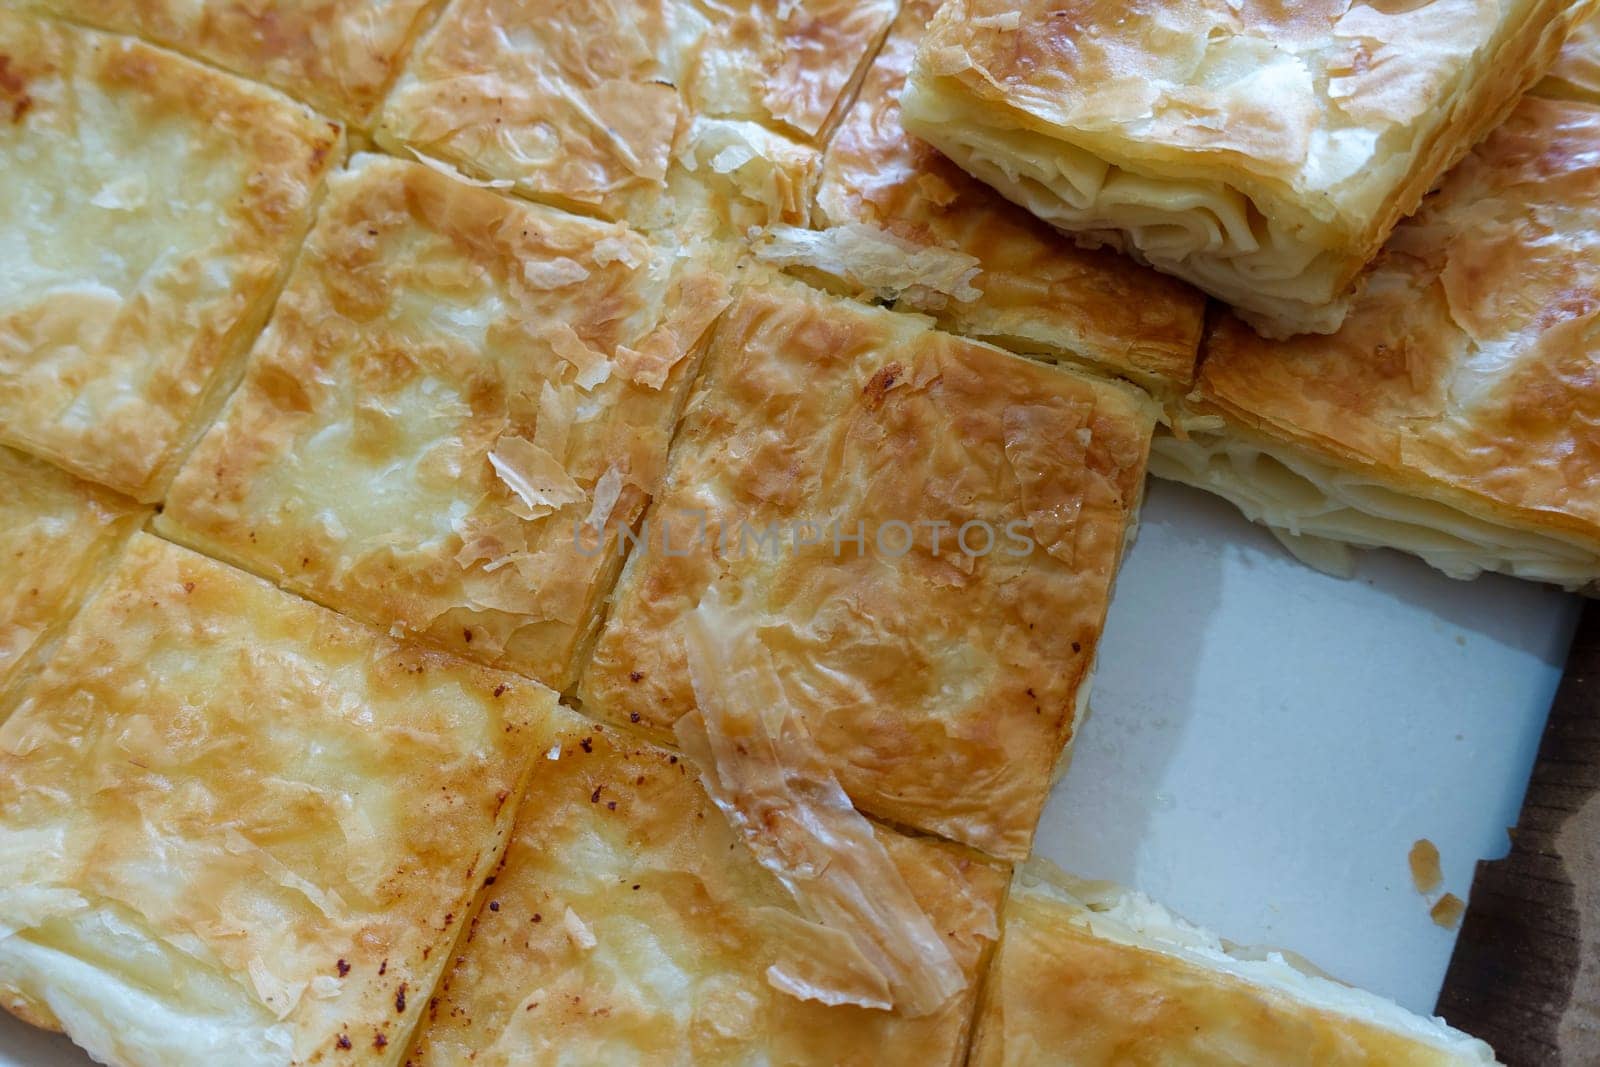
[0,1,1593,1064]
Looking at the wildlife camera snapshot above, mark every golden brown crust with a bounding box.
[906,0,1589,335]
[373,0,888,231]
[158,154,730,692]
[577,278,1157,859]
[0,12,341,502]
[407,705,1008,1066]
[808,0,1204,391]
[1194,95,1600,554]
[0,448,144,710]
[27,0,439,125]
[0,533,560,1066]
[970,875,1495,1065]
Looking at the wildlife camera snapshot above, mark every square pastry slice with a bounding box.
[406,704,1008,1066]
[0,533,560,1067]
[0,447,143,711]
[374,0,894,233]
[578,277,1158,859]
[1538,9,1600,102]
[901,0,1595,337]
[23,0,438,125]
[755,0,1205,395]
[970,862,1497,1066]
[1154,95,1600,591]
[0,11,342,502]
[158,154,730,692]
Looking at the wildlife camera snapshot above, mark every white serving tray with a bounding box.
[0,479,1579,1062]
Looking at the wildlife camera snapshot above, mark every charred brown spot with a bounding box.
[336,958,350,977]
[373,1032,388,1050]
[493,684,508,697]
[862,362,904,410]
[580,737,593,753]
[395,983,407,1013]
[336,1033,351,1051]
[0,56,33,125]
[628,670,644,683]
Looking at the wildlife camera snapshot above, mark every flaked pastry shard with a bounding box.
[0,10,341,502]
[579,276,1157,859]
[376,0,894,234]
[970,862,1498,1065]
[159,154,730,691]
[23,0,438,125]
[759,0,1206,394]
[1156,94,1600,590]
[902,0,1596,338]
[0,447,143,712]
[0,534,561,1066]
[407,703,1006,1067]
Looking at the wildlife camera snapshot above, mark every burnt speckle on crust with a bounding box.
[336,958,350,977]
[862,361,904,410]
[0,55,33,124]
[395,983,407,1013]
[336,1033,351,1051]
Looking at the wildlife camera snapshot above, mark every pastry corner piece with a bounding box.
[970,860,1500,1065]
[0,447,144,712]
[0,532,560,1066]
[757,0,1206,395]
[1155,93,1600,591]
[901,0,1595,338]
[577,275,1158,859]
[375,0,893,235]
[0,10,342,502]
[158,152,731,691]
[406,703,1008,1066]
[22,0,439,125]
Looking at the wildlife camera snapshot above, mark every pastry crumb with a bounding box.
[1408,839,1443,895]
[1430,893,1466,930]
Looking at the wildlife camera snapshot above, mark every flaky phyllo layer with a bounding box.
[1164,93,1600,590]
[903,0,1595,338]
[969,861,1498,1066]
[1152,421,1600,591]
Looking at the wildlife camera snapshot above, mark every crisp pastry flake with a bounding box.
[0,533,560,1066]
[0,11,341,502]
[674,589,966,1016]
[1158,95,1600,590]
[902,0,1597,338]
[158,153,731,690]
[578,276,1157,859]
[969,860,1499,1065]
[406,703,1006,1067]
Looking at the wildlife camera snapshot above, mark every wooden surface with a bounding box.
[1437,600,1600,1065]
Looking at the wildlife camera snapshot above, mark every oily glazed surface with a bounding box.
[0,11,340,501]
[1197,96,1600,550]
[0,534,560,1065]
[408,706,1007,1067]
[580,279,1156,859]
[159,154,730,691]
